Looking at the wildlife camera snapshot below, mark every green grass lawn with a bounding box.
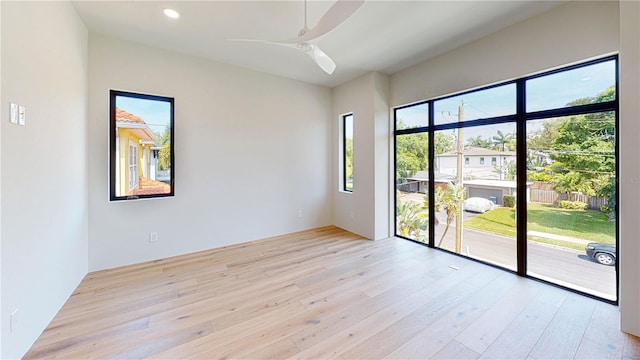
[464,202,615,244]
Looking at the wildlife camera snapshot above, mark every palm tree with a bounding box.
[492,130,514,152]
[396,191,428,242]
[435,182,467,248]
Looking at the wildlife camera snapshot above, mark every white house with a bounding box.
[436,147,517,180]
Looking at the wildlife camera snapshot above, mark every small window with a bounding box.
[492,157,497,165]
[480,157,485,165]
[343,114,354,192]
[110,90,174,201]
[128,140,138,190]
[465,157,470,165]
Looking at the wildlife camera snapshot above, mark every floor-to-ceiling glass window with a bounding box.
[394,56,618,302]
[525,59,617,301]
[395,103,429,243]
[433,123,518,271]
[431,84,518,270]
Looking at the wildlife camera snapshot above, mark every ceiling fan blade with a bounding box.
[228,38,288,45]
[299,0,364,42]
[307,44,336,74]
[231,39,334,74]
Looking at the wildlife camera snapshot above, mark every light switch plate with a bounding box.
[10,309,19,333]
[18,105,25,126]
[10,103,18,124]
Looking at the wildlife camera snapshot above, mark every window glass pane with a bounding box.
[396,103,428,130]
[434,83,516,125]
[435,122,517,271]
[526,60,616,112]
[526,112,616,301]
[111,91,174,201]
[393,57,617,302]
[344,114,354,192]
[396,132,429,243]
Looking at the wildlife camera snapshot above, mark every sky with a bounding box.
[116,95,172,136]
[344,113,354,139]
[396,59,616,141]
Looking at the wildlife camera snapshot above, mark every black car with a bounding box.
[585,243,616,266]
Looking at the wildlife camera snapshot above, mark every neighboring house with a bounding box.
[436,146,517,180]
[403,170,455,194]
[464,179,532,205]
[529,150,553,170]
[401,171,531,206]
[115,108,168,196]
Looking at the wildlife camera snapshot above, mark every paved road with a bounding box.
[399,192,616,300]
[434,223,616,301]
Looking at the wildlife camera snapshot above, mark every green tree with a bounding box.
[156,126,171,171]
[467,136,493,149]
[527,118,560,181]
[434,132,455,155]
[395,132,428,181]
[492,130,514,152]
[345,137,353,186]
[396,191,428,242]
[550,86,615,200]
[435,182,466,248]
[495,160,517,181]
[528,119,560,153]
[395,132,455,181]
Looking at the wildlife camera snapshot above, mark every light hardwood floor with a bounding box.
[25,226,639,359]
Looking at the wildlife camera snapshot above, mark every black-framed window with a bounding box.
[110,90,175,201]
[342,114,354,192]
[394,56,618,303]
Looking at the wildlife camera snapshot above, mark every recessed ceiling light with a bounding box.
[163,8,180,19]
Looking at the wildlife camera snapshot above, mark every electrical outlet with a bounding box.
[297,210,303,218]
[350,210,355,219]
[10,309,19,333]
[149,232,158,242]
[18,105,25,126]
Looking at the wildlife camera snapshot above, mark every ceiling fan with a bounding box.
[231,0,364,75]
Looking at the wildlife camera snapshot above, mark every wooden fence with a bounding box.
[529,182,607,210]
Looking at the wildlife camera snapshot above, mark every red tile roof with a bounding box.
[115,108,156,142]
[116,108,146,124]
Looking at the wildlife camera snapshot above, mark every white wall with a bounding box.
[0,2,89,358]
[0,3,3,356]
[391,1,619,107]
[389,0,640,337]
[88,34,332,271]
[332,72,390,240]
[619,0,640,337]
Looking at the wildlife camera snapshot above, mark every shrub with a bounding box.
[558,200,588,210]
[503,195,515,208]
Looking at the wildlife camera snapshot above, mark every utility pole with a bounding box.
[455,101,464,253]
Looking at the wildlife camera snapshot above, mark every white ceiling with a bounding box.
[71,1,565,88]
